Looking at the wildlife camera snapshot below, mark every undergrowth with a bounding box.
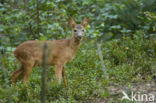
[0,32,155,103]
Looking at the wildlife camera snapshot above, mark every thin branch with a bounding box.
[97,43,108,80]
[41,43,48,103]
[36,0,40,38]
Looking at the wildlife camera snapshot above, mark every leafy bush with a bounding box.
[0,0,156,46]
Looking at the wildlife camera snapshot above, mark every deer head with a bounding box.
[69,17,89,40]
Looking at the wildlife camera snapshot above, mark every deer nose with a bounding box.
[77,35,82,39]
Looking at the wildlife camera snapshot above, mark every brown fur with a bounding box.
[11,17,89,87]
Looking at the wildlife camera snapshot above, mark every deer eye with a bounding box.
[74,30,77,32]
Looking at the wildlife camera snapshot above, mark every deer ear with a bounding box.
[81,17,89,27]
[69,17,76,28]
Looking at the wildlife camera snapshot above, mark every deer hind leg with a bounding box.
[62,66,67,88]
[55,64,63,84]
[22,61,34,83]
[11,65,24,83]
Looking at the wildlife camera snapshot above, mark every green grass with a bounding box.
[0,32,155,103]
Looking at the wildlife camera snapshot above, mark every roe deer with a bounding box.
[11,17,89,87]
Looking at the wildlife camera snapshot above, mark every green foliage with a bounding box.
[0,0,156,46]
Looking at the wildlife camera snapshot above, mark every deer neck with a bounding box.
[69,34,82,53]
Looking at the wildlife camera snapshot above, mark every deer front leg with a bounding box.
[55,64,63,84]
[62,66,67,88]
